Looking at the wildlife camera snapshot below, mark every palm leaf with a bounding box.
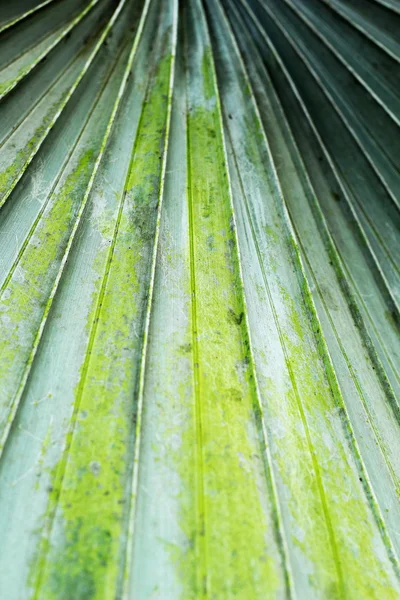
[0,0,399,598]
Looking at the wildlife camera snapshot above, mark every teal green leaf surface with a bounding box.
[0,0,399,598]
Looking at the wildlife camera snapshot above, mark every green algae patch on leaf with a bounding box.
[187,101,282,599]
[184,2,287,596]
[187,103,282,599]
[30,19,177,600]
[0,148,95,424]
[241,69,400,600]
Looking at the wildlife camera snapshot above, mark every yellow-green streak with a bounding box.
[185,15,283,594]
